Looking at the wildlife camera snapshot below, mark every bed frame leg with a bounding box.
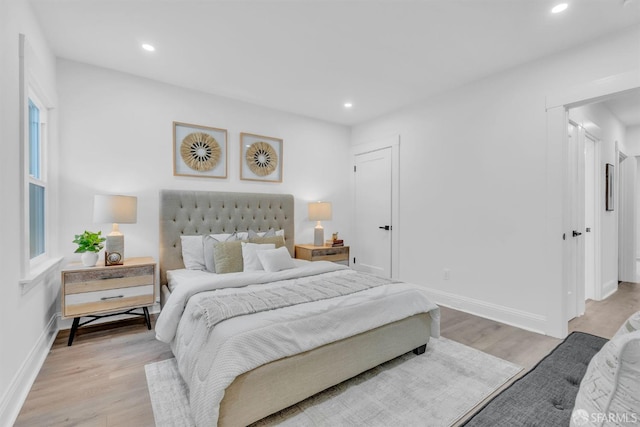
[413,344,426,355]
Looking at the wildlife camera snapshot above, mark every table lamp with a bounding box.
[93,195,137,265]
[308,201,332,246]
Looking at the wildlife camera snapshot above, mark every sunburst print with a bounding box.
[246,141,278,176]
[180,132,221,171]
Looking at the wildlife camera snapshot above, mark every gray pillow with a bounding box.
[213,241,244,274]
[247,228,277,239]
[249,235,285,249]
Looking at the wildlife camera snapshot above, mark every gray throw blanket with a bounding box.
[195,273,396,329]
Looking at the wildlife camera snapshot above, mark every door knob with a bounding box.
[379,225,391,230]
[572,230,582,237]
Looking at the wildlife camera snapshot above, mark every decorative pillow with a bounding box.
[213,241,244,274]
[203,233,237,273]
[247,229,284,239]
[614,311,640,338]
[249,235,286,249]
[257,247,296,272]
[242,242,276,272]
[571,329,640,426]
[180,235,205,270]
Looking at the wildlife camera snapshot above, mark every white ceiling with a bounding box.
[29,0,640,126]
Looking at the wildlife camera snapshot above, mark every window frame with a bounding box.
[27,90,48,267]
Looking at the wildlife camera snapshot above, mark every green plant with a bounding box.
[72,231,106,253]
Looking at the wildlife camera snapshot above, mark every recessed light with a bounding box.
[344,102,353,108]
[551,3,568,13]
[142,43,155,52]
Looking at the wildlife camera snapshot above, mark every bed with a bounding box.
[155,189,440,426]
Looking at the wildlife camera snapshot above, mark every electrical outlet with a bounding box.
[444,269,450,280]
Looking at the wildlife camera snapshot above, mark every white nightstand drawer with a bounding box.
[64,284,154,317]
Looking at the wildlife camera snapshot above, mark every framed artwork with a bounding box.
[606,163,614,211]
[240,133,283,182]
[173,121,228,178]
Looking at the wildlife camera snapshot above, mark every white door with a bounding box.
[567,122,586,320]
[584,135,596,300]
[353,147,392,277]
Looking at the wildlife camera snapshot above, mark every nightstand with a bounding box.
[61,256,156,346]
[295,244,350,265]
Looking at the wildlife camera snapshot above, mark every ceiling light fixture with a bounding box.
[141,43,155,52]
[344,102,353,108]
[551,3,568,13]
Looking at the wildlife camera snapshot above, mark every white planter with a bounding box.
[81,252,99,267]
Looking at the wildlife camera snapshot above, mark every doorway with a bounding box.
[351,135,400,279]
[546,72,640,338]
[353,148,392,277]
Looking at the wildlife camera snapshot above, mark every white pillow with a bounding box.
[242,242,276,271]
[572,330,640,426]
[180,236,205,270]
[203,233,238,273]
[257,246,295,272]
[614,311,640,337]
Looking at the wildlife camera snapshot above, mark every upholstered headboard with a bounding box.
[159,190,295,287]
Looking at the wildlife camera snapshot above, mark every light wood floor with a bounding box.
[14,282,639,427]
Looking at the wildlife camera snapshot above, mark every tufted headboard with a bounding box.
[159,190,295,288]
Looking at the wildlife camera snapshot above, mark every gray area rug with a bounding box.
[145,337,521,427]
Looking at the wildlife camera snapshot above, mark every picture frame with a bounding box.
[240,132,283,182]
[606,163,614,211]
[173,121,228,179]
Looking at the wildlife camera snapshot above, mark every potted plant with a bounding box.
[72,231,106,267]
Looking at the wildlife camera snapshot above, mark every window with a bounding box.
[18,34,61,290]
[27,94,47,262]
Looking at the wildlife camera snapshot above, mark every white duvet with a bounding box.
[155,261,440,426]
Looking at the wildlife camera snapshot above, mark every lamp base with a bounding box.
[314,227,324,247]
[105,234,124,265]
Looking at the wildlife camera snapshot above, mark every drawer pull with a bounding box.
[100,295,124,301]
[101,275,124,280]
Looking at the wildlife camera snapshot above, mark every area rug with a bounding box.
[145,337,522,427]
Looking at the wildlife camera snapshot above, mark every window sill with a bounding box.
[20,256,64,295]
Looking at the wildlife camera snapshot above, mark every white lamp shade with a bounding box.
[308,202,332,221]
[93,195,138,224]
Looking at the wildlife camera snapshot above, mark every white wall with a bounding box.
[0,0,60,424]
[627,125,640,156]
[629,126,640,259]
[56,59,352,298]
[350,27,640,335]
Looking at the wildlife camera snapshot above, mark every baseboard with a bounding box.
[0,313,59,427]
[421,287,547,335]
[600,280,618,301]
